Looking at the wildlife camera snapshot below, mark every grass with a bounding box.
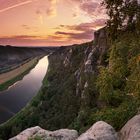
[0,32,139,139]
[0,59,39,91]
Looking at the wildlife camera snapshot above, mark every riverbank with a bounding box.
[0,57,40,91]
[0,46,53,70]
[0,56,49,126]
[0,57,35,74]
[0,28,139,139]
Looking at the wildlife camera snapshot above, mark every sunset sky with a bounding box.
[0,0,107,46]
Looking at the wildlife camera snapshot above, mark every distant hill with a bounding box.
[0,46,57,69]
[0,27,140,139]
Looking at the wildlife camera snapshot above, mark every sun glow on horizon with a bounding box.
[0,0,107,46]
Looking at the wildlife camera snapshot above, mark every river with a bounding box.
[0,56,49,124]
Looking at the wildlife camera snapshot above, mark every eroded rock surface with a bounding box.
[119,114,140,140]
[9,126,78,140]
[77,121,118,140]
[11,115,140,140]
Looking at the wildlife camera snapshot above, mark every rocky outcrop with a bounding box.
[63,49,73,67]
[10,121,118,140]
[9,126,41,140]
[9,126,78,140]
[77,121,118,140]
[10,114,140,140]
[119,114,140,140]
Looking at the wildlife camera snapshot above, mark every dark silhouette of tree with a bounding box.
[103,0,140,39]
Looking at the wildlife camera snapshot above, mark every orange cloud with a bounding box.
[55,30,93,40]
[46,0,57,18]
[67,0,107,19]
[59,19,106,31]
[46,7,56,18]
[0,0,108,46]
[53,19,106,41]
[49,0,57,4]
[0,34,70,46]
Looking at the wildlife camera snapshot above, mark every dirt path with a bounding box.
[0,57,38,85]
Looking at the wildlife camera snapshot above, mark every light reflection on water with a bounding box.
[0,56,49,124]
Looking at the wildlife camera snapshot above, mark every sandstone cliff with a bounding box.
[0,27,140,140]
[10,114,140,140]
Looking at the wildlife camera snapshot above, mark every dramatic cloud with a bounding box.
[54,19,106,41]
[68,0,106,18]
[59,19,106,31]
[81,1,99,13]
[46,7,56,18]
[46,0,57,17]
[81,2,100,17]
[55,30,93,40]
[0,0,107,46]
[35,0,57,18]
[0,35,70,46]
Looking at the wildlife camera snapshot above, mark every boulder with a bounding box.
[9,126,42,140]
[119,114,140,140]
[9,126,78,140]
[77,121,118,140]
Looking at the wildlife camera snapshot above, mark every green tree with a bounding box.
[103,0,140,39]
[103,0,124,39]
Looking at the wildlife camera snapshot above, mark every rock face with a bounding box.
[11,115,140,140]
[9,126,78,140]
[119,114,140,140]
[10,122,119,140]
[9,126,41,140]
[77,121,118,140]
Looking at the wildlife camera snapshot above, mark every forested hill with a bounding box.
[0,0,140,138]
[0,26,140,139]
[0,46,56,69]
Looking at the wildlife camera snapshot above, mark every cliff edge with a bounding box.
[0,27,140,140]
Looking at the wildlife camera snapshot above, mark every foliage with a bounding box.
[0,24,140,140]
[0,61,38,91]
[103,0,140,39]
[89,98,140,130]
[28,136,42,140]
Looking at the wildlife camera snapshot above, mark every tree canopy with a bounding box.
[104,0,140,39]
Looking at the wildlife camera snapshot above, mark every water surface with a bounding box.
[0,56,49,124]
